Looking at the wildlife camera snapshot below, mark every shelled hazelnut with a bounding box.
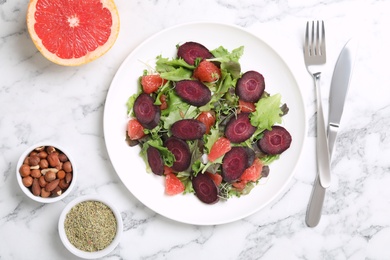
[19,145,73,198]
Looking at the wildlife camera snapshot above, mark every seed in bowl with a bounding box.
[64,201,117,252]
[19,145,73,198]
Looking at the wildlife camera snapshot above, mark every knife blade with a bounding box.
[306,38,358,227]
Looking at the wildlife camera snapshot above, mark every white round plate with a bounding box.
[103,22,306,225]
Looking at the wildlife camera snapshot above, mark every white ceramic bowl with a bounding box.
[16,142,77,203]
[58,195,123,259]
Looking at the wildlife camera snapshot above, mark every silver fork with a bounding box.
[304,21,331,189]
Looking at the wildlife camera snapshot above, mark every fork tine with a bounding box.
[320,20,326,58]
[315,21,320,55]
[304,21,309,55]
[311,21,316,56]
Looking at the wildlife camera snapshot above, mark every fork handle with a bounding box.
[313,72,331,189]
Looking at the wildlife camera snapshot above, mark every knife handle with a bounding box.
[314,72,331,189]
[306,175,326,227]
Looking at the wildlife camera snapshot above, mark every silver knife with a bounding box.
[306,38,358,227]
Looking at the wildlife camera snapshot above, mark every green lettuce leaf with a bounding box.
[210,46,244,79]
[140,138,175,170]
[160,67,192,81]
[250,93,283,131]
[209,46,244,63]
[155,56,195,71]
[160,90,198,130]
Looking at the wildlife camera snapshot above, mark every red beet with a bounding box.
[224,113,256,143]
[147,146,164,175]
[236,71,265,102]
[133,93,161,129]
[257,126,292,155]
[171,119,206,140]
[164,137,191,172]
[192,173,219,204]
[142,108,161,129]
[177,42,214,66]
[261,165,270,177]
[221,147,252,182]
[244,147,255,167]
[175,80,211,107]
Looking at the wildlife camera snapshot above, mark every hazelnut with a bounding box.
[59,179,70,190]
[22,176,33,187]
[65,172,72,184]
[19,164,31,177]
[32,178,41,196]
[41,188,51,198]
[58,153,68,162]
[47,153,60,167]
[28,155,40,166]
[46,146,56,154]
[29,151,38,157]
[38,151,48,159]
[63,161,72,173]
[57,170,66,179]
[51,186,62,197]
[45,179,59,192]
[39,159,49,169]
[55,162,63,171]
[44,171,56,182]
[38,176,47,188]
[30,169,41,178]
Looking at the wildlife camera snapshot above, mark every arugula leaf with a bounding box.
[160,90,198,130]
[209,46,244,63]
[126,94,138,115]
[176,171,194,194]
[160,67,192,81]
[250,93,283,131]
[141,138,175,168]
[210,46,244,79]
[155,56,195,71]
[154,55,194,81]
[204,127,220,153]
[261,154,280,165]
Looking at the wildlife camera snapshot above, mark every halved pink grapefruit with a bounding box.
[26,0,120,66]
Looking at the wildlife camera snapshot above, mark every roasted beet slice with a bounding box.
[142,108,161,129]
[175,80,211,106]
[147,146,164,175]
[133,93,161,129]
[224,113,256,143]
[261,165,270,177]
[244,147,255,167]
[258,126,292,155]
[192,173,219,204]
[171,119,206,140]
[236,71,265,102]
[177,42,214,66]
[221,147,251,182]
[164,137,191,172]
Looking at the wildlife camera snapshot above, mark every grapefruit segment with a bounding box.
[27,0,120,66]
[208,137,231,162]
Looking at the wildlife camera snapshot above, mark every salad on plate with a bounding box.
[125,41,292,204]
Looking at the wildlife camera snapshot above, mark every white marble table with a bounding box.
[1,0,390,259]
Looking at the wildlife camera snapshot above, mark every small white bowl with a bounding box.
[16,142,77,203]
[58,195,123,259]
